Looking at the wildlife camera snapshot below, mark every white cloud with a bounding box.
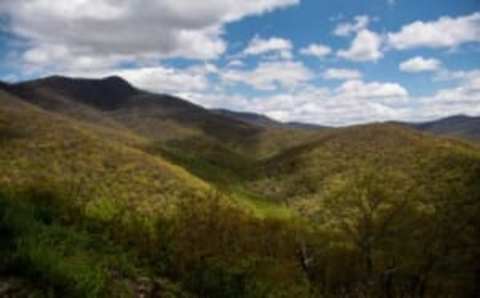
[182,78,411,126]
[399,56,442,73]
[412,69,480,120]
[300,43,332,57]
[242,36,293,59]
[179,67,480,126]
[431,70,480,101]
[134,67,480,125]
[388,13,480,50]
[337,29,384,62]
[221,60,313,91]
[226,59,246,68]
[118,67,211,93]
[333,15,371,37]
[323,68,362,80]
[245,80,409,125]
[336,80,408,101]
[0,0,299,70]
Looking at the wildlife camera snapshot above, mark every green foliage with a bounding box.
[0,191,106,297]
[0,189,186,298]
[2,88,480,297]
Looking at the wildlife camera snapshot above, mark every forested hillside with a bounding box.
[0,77,479,297]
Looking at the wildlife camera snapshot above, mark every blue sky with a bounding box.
[0,0,479,125]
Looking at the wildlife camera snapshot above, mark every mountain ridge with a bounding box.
[394,114,480,141]
[7,76,479,143]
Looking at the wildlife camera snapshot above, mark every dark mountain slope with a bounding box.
[408,114,480,141]
[9,76,315,160]
[9,76,261,143]
[12,75,138,110]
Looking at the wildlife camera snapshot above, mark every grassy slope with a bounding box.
[0,90,211,215]
[0,84,290,218]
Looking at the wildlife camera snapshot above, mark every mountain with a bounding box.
[12,75,139,110]
[8,76,299,147]
[2,75,480,297]
[407,114,480,141]
[5,76,317,187]
[9,76,259,141]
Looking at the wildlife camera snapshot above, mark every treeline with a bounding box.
[1,164,480,297]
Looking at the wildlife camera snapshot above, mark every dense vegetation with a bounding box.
[1,78,480,297]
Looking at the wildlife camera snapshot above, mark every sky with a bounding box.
[0,0,479,126]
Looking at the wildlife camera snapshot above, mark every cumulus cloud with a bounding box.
[116,65,214,94]
[333,15,371,37]
[220,60,313,91]
[388,13,480,50]
[299,43,332,58]
[412,69,480,120]
[180,69,480,126]
[337,29,384,62]
[226,59,246,68]
[108,64,480,127]
[323,68,362,80]
[2,1,479,126]
[242,36,293,59]
[0,0,299,70]
[336,80,408,101]
[246,80,409,125]
[399,56,442,73]
[181,77,411,126]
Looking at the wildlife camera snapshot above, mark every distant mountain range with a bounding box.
[1,76,479,143]
[403,115,480,141]
[213,107,480,142]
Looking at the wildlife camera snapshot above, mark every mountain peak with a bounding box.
[100,75,134,88]
[40,75,135,90]
[15,75,138,110]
